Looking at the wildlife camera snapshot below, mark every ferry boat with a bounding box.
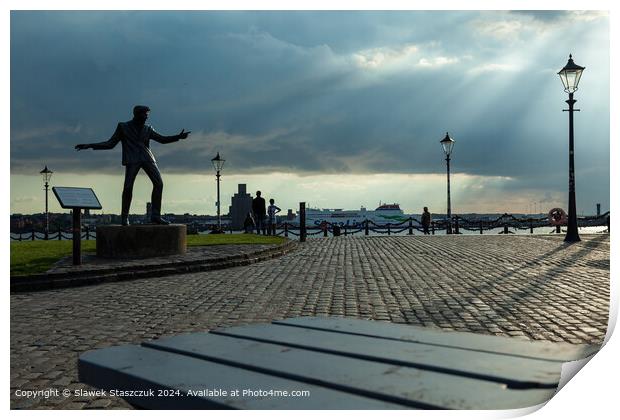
[297,203,408,227]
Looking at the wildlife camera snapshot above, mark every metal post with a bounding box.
[479,221,483,235]
[72,208,82,265]
[31,229,35,241]
[530,220,534,234]
[299,202,306,242]
[284,223,288,238]
[564,92,580,242]
[216,171,221,232]
[454,217,460,234]
[44,181,49,240]
[431,222,435,235]
[446,155,452,234]
[387,223,391,236]
[365,219,369,236]
[408,218,413,235]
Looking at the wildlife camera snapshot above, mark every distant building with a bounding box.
[229,184,253,230]
[286,209,295,221]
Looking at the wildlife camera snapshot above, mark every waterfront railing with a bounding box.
[10,212,609,241]
[11,226,97,241]
[273,212,610,238]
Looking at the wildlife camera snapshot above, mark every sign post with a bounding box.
[299,202,306,242]
[72,209,82,265]
[52,187,102,265]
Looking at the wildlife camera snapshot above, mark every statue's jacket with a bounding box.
[89,120,180,166]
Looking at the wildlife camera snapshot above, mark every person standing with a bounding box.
[421,206,432,235]
[252,191,267,235]
[267,198,281,236]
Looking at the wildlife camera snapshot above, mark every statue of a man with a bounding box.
[75,105,190,226]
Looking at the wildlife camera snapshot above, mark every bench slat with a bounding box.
[274,317,598,362]
[143,332,557,410]
[211,323,562,387]
[78,345,409,409]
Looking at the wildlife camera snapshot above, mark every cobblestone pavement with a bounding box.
[47,243,280,274]
[10,235,610,409]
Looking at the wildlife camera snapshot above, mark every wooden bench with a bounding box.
[78,316,599,409]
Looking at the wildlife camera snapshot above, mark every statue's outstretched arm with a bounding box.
[76,124,122,150]
[150,127,191,144]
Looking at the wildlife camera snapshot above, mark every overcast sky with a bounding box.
[10,10,610,215]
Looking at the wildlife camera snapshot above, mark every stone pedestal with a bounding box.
[97,224,186,259]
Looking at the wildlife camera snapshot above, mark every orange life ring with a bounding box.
[548,208,567,226]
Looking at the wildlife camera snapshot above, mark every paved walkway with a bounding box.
[11,242,296,293]
[46,244,283,274]
[10,235,610,409]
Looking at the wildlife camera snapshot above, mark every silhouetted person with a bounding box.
[252,191,266,235]
[75,105,190,226]
[243,212,255,234]
[267,198,281,236]
[421,206,432,235]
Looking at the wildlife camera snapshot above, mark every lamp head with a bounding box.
[40,165,53,183]
[440,132,455,157]
[558,54,585,93]
[211,152,225,172]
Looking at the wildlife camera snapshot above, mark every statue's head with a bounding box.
[133,105,150,124]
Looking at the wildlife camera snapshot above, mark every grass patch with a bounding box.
[11,234,287,276]
[186,233,287,247]
[10,240,97,277]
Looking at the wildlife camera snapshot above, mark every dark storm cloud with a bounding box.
[10,10,609,194]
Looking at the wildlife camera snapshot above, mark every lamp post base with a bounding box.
[564,229,581,242]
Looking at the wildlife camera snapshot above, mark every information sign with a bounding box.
[52,187,102,210]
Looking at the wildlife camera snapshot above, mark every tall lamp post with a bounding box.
[211,152,225,233]
[558,54,584,242]
[40,165,53,240]
[440,132,455,234]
